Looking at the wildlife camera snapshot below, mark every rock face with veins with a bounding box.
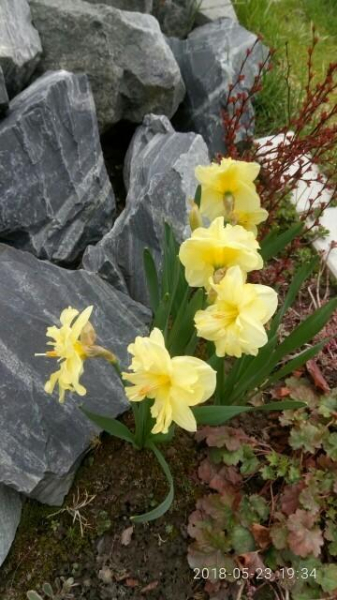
[82,114,209,306]
[0,0,42,96]
[0,70,116,264]
[169,18,268,156]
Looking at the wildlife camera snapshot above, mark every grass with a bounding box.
[233,0,337,135]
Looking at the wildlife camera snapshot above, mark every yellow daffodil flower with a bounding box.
[122,328,216,434]
[179,217,263,289]
[195,157,268,234]
[194,266,278,358]
[37,306,116,403]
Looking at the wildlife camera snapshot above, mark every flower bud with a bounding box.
[189,201,203,231]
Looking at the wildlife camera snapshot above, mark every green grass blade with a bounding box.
[260,222,303,261]
[143,248,160,312]
[81,408,135,446]
[132,442,174,523]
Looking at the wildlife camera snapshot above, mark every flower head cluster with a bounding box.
[195,157,268,234]
[36,306,116,403]
[179,217,263,290]
[122,328,216,434]
[195,267,278,358]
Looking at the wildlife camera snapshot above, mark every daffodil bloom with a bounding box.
[194,266,278,358]
[36,306,116,403]
[195,157,268,234]
[179,217,263,289]
[122,328,216,434]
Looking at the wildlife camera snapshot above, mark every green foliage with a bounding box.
[27,578,76,600]
[188,381,337,599]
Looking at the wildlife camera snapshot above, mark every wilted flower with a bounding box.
[179,217,263,289]
[194,266,278,358]
[36,306,116,403]
[122,328,216,434]
[195,157,268,234]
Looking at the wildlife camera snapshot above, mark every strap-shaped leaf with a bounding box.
[193,400,306,426]
[260,222,304,262]
[273,297,337,363]
[267,340,327,385]
[271,258,318,333]
[81,408,135,446]
[168,288,204,356]
[143,248,160,312]
[132,442,174,523]
[194,184,202,208]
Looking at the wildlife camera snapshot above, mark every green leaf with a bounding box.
[131,442,174,523]
[143,248,160,312]
[42,583,54,598]
[267,341,326,385]
[153,292,171,332]
[271,259,318,333]
[80,408,135,446]
[231,525,255,553]
[26,593,43,600]
[317,564,337,593]
[194,401,306,426]
[273,297,337,363]
[194,184,202,208]
[168,288,204,356]
[260,222,304,262]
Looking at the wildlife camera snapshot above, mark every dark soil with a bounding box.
[1,423,208,600]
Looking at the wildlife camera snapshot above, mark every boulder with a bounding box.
[82,115,209,305]
[195,0,237,26]
[0,0,42,97]
[0,70,115,264]
[169,18,268,156]
[0,485,22,567]
[84,0,153,11]
[152,0,197,38]
[30,0,185,132]
[0,244,151,505]
[0,66,9,116]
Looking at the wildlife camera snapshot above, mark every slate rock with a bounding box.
[152,0,196,38]
[0,0,42,97]
[82,115,209,305]
[30,0,185,132]
[84,0,153,11]
[0,485,22,567]
[0,66,9,116]
[169,18,268,156]
[0,244,151,505]
[0,70,115,264]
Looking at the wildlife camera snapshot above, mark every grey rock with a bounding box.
[195,0,237,25]
[0,244,151,505]
[169,18,268,156]
[0,0,42,97]
[0,485,22,567]
[30,0,185,132]
[83,115,209,305]
[0,66,9,115]
[0,70,115,264]
[84,0,153,11]
[152,0,197,38]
